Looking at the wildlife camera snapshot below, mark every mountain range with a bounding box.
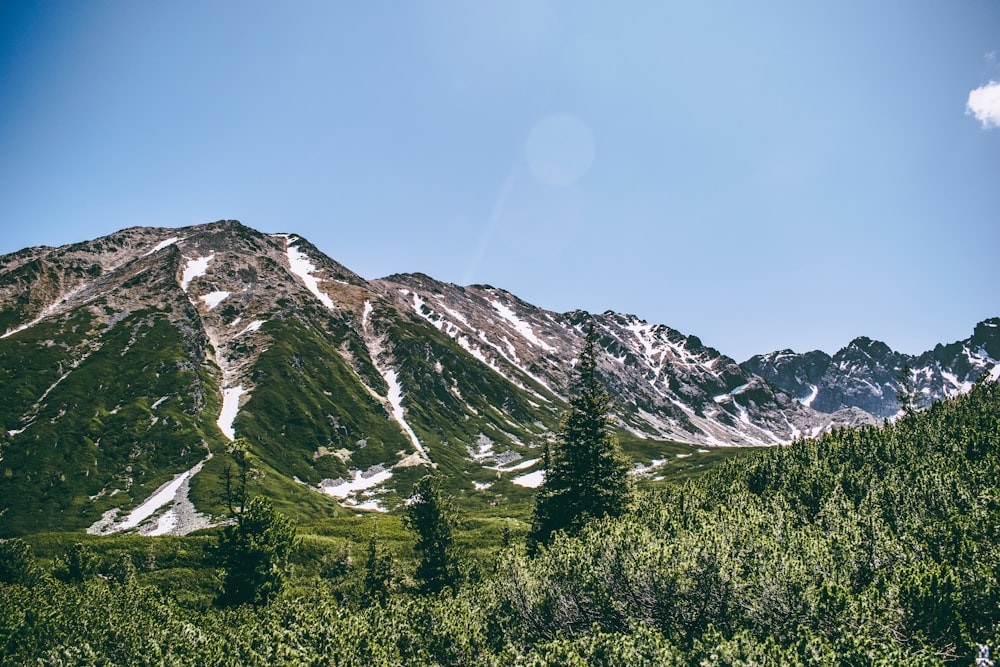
[1,220,996,536]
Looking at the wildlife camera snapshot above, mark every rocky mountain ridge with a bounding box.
[1,220,994,536]
[743,319,1000,419]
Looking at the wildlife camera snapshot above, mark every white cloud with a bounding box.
[967,81,1000,129]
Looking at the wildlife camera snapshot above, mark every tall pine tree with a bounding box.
[529,320,633,549]
[403,474,459,594]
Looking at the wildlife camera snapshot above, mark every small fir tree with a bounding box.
[216,442,298,606]
[530,320,633,549]
[403,474,458,594]
[217,495,298,606]
[895,362,920,416]
[221,438,259,516]
[362,518,395,606]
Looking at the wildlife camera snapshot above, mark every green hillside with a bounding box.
[0,306,224,535]
[2,378,997,664]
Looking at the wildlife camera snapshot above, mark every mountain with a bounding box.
[2,220,980,537]
[742,319,1000,418]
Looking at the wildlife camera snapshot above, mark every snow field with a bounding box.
[490,299,556,351]
[320,467,394,499]
[217,386,245,440]
[143,236,183,256]
[286,238,335,309]
[181,254,214,291]
[200,291,230,309]
[384,369,430,462]
[512,469,545,488]
[236,319,265,336]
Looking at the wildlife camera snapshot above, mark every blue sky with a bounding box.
[1,1,997,361]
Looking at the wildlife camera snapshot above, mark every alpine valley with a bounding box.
[1,219,997,537]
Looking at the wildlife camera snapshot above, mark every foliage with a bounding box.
[215,439,300,605]
[1,379,998,664]
[216,490,299,606]
[221,438,258,516]
[363,518,396,606]
[51,542,100,584]
[495,378,1000,664]
[530,322,634,548]
[403,474,459,594]
[0,538,41,586]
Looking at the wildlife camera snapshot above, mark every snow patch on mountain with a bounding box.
[236,319,265,336]
[512,469,545,488]
[490,299,556,351]
[286,238,335,309]
[941,370,973,394]
[800,384,819,407]
[200,291,230,309]
[384,369,431,463]
[1,282,90,339]
[88,454,212,536]
[398,287,557,400]
[467,433,495,461]
[714,384,749,402]
[486,457,540,472]
[217,385,244,440]
[320,466,393,499]
[181,254,213,291]
[143,236,183,256]
[362,299,432,465]
[435,298,470,326]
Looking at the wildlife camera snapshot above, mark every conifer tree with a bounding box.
[895,362,920,416]
[216,442,298,606]
[217,495,298,606]
[529,320,633,549]
[52,542,99,584]
[363,518,395,606]
[403,474,458,594]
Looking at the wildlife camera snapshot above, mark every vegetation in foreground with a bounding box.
[2,375,999,665]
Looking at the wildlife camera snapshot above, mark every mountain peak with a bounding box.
[844,336,892,358]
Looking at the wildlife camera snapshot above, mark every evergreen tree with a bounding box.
[530,320,633,549]
[221,438,259,516]
[216,443,298,606]
[217,495,298,606]
[403,474,458,594]
[895,362,920,415]
[362,518,395,606]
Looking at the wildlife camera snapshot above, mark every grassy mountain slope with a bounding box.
[2,380,997,665]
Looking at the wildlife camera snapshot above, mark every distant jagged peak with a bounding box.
[840,336,894,359]
[971,317,1000,356]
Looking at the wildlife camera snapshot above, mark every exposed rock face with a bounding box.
[743,320,1000,419]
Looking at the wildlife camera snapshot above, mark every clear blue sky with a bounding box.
[1,1,998,361]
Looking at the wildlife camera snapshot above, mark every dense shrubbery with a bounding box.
[1,379,998,665]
